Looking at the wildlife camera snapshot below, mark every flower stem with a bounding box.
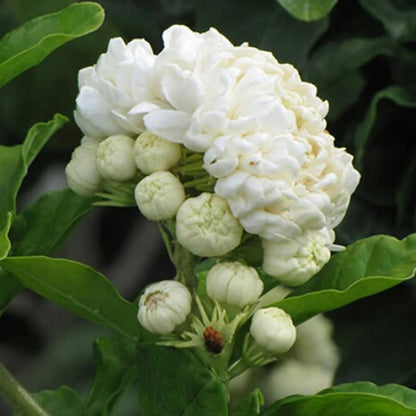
[0,362,50,416]
[228,358,249,379]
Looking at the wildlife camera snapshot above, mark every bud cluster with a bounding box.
[66,24,360,382]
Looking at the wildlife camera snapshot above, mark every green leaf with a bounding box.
[232,389,264,416]
[137,346,228,416]
[86,337,138,416]
[21,113,68,166]
[309,36,396,85]
[13,386,85,416]
[359,0,416,42]
[0,114,68,231]
[260,382,416,416]
[0,212,13,259]
[308,37,395,120]
[354,86,416,170]
[9,189,94,256]
[272,234,416,324]
[276,0,338,21]
[0,2,104,88]
[0,144,24,227]
[0,256,141,341]
[0,268,21,316]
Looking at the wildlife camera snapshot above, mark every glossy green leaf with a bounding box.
[13,386,85,416]
[9,189,94,256]
[0,114,68,231]
[137,346,228,416]
[0,212,13,259]
[272,234,416,324]
[21,113,68,166]
[86,337,137,416]
[354,86,416,170]
[276,0,338,21]
[0,256,141,341]
[359,0,416,41]
[260,382,416,416]
[0,144,24,228]
[0,2,104,87]
[0,268,21,316]
[232,389,264,416]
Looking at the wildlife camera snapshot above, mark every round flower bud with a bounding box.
[96,134,137,181]
[133,132,182,174]
[135,171,185,221]
[262,230,331,287]
[65,137,101,196]
[250,307,296,355]
[206,262,263,307]
[176,193,243,257]
[137,280,192,335]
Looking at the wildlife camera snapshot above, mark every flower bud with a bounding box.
[176,193,243,257]
[250,307,296,354]
[135,171,185,221]
[206,262,263,307]
[262,231,331,287]
[133,132,182,174]
[65,137,101,196]
[96,134,137,181]
[138,280,192,335]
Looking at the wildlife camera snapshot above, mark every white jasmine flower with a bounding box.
[176,193,243,257]
[135,171,185,221]
[65,137,101,196]
[250,307,296,354]
[209,131,359,243]
[206,262,263,307]
[261,359,334,402]
[74,37,156,139]
[133,132,182,174]
[262,229,332,286]
[138,280,192,335]
[73,26,360,252]
[96,135,137,181]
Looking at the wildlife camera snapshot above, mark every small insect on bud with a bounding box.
[203,326,224,354]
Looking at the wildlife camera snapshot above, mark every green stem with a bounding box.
[183,177,212,188]
[0,362,50,416]
[228,358,249,379]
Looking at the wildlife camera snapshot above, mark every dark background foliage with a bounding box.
[1,0,416,414]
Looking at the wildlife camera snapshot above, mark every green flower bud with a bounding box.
[134,132,181,174]
[206,262,263,307]
[135,171,185,221]
[96,134,137,181]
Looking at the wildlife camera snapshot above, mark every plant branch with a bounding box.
[0,362,50,416]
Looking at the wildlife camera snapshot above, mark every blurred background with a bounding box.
[1,0,416,414]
